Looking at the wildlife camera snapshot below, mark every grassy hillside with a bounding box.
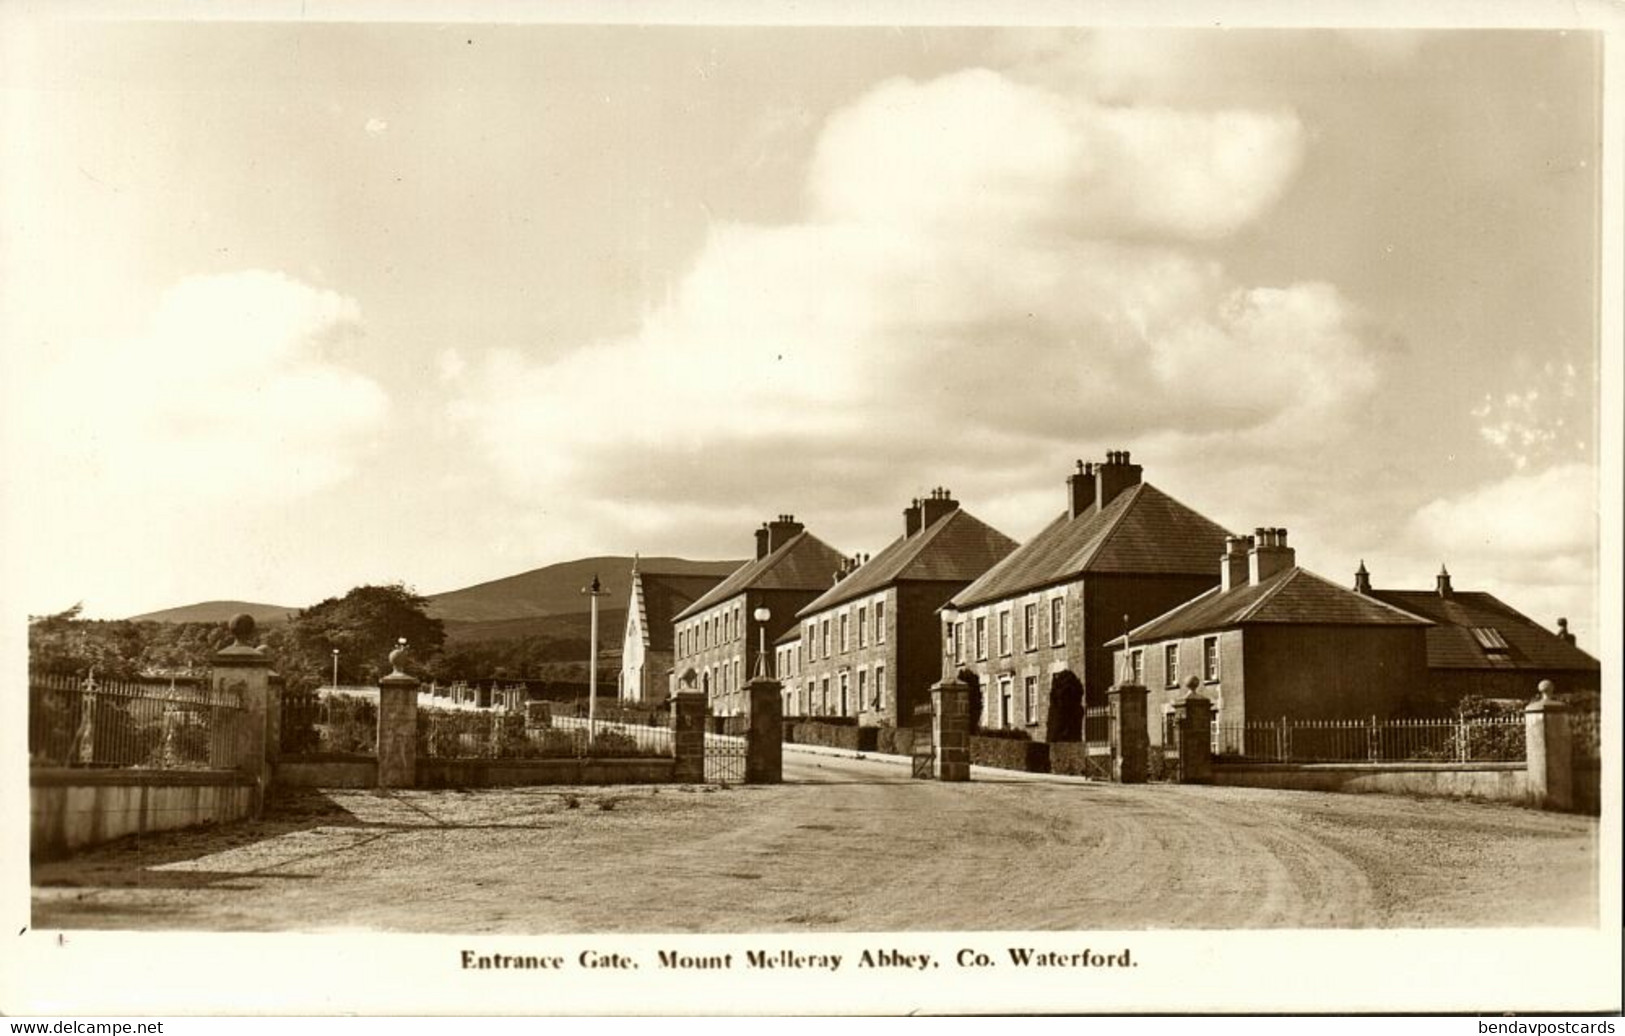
[425,555,741,624]
[127,600,296,625]
[442,609,628,645]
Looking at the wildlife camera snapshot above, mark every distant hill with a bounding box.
[124,555,744,642]
[425,556,742,624]
[442,609,627,645]
[127,600,296,625]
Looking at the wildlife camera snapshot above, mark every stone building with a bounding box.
[1115,529,1433,750]
[942,450,1232,736]
[1358,563,1601,708]
[618,562,732,707]
[671,516,846,717]
[775,625,804,717]
[793,489,1017,727]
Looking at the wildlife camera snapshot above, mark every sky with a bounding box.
[0,17,1611,647]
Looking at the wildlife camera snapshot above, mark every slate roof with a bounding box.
[1123,567,1432,644]
[1369,590,1601,672]
[775,625,803,646]
[674,531,847,621]
[632,571,731,652]
[797,509,1018,618]
[951,483,1232,609]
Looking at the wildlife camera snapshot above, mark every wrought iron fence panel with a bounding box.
[1214,715,1527,764]
[29,670,245,770]
[1083,706,1110,746]
[910,703,934,779]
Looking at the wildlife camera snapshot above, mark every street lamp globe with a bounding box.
[753,607,772,679]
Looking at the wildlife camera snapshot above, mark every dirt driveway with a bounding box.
[31,751,1598,932]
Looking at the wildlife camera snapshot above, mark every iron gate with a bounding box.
[705,713,747,784]
[910,703,934,779]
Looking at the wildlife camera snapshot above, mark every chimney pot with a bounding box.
[1094,449,1143,509]
[1436,564,1453,598]
[1067,459,1098,519]
[1247,522,1296,585]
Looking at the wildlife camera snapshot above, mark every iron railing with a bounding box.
[1214,715,1527,764]
[416,709,672,760]
[1083,706,1111,745]
[29,670,246,770]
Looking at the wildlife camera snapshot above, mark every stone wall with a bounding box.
[31,769,257,859]
[1211,761,1530,804]
[273,755,379,789]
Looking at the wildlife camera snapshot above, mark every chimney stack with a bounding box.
[1067,460,1097,519]
[766,514,804,554]
[919,486,959,530]
[1436,564,1453,598]
[754,524,771,561]
[1220,536,1250,593]
[904,498,923,538]
[1353,560,1371,595]
[1556,617,1575,645]
[1095,449,1143,510]
[1248,526,1295,585]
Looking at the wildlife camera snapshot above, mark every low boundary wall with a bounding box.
[416,757,677,788]
[31,768,258,858]
[1210,761,1530,804]
[274,754,379,789]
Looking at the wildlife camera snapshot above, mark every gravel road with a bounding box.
[31,751,1597,932]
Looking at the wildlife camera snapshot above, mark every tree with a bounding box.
[282,583,445,687]
[1046,670,1085,742]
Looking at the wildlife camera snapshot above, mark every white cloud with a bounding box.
[1402,462,1599,639]
[806,69,1305,242]
[437,348,467,383]
[7,271,389,613]
[25,270,388,502]
[1470,361,1589,469]
[1410,462,1597,560]
[448,65,1374,560]
[365,117,389,137]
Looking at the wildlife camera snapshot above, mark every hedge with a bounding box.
[781,720,876,752]
[1049,741,1110,779]
[968,735,1049,773]
[874,726,923,757]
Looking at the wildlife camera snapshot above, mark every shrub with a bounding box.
[585,730,652,759]
[1146,744,1171,782]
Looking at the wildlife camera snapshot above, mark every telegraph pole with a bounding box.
[583,574,610,742]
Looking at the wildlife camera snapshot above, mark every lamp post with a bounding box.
[331,649,339,691]
[753,606,772,680]
[583,574,610,741]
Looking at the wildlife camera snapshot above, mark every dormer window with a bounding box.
[1471,627,1510,656]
